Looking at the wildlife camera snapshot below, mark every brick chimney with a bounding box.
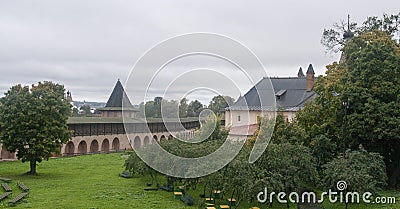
[306,64,315,92]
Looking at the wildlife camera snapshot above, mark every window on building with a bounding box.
[238,115,241,121]
[284,115,289,122]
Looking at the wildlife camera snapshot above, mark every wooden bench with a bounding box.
[173,191,183,199]
[212,190,221,199]
[219,205,230,209]
[0,192,12,202]
[227,198,236,206]
[160,183,174,192]
[0,178,12,183]
[205,203,214,207]
[18,182,29,191]
[1,183,12,192]
[176,185,185,192]
[119,171,132,178]
[8,192,28,205]
[180,194,194,206]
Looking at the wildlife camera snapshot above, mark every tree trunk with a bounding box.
[389,166,400,188]
[29,160,37,175]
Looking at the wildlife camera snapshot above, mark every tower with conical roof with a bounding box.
[306,64,315,92]
[97,80,138,118]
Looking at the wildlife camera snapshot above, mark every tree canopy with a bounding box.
[0,81,71,174]
[299,29,400,187]
[208,95,235,114]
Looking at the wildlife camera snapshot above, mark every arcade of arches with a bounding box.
[0,79,200,160]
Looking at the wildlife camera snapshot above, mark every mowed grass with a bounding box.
[0,153,188,209]
[0,153,399,209]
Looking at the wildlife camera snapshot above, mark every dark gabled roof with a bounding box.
[306,64,315,74]
[103,80,134,109]
[297,67,305,77]
[228,77,316,111]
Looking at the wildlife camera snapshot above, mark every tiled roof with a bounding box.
[227,77,316,111]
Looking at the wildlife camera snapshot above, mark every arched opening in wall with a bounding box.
[133,136,141,149]
[78,141,87,155]
[52,146,62,157]
[153,135,158,143]
[65,141,75,156]
[112,138,120,151]
[1,148,15,159]
[90,140,99,153]
[101,138,110,153]
[160,135,166,142]
[168,134,173,140]
[144,136,149,146]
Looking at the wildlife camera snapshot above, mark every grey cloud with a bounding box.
[0,0,398,103]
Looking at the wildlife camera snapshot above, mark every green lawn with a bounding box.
[0,153,188,209]
[0,153,398,209]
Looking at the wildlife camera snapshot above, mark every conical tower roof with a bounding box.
[306,64,315,74]
[297,67,305,77]
[105,80,133,108]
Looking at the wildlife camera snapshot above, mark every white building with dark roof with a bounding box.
[225,64,317,136]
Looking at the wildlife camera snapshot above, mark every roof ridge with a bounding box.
[263,76,306,79]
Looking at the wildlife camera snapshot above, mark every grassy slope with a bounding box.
[0,153,398,209]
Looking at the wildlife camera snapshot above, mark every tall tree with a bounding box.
[299,29,400,187]
[179,98,188,118]
[341,30,400,187]
[79,104,92,116]
[144,101,156,118]
[187,100,204,117]
[208,95,235,114]
[296,62,346,151]
[0,81,71,174]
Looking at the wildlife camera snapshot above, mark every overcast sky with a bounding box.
[0,1,398,104]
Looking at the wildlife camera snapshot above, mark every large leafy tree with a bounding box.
[0,81,71,174]
[208,95,235,114]
[322,147,387,209]
[178,98,188,118]
[341,30,400,187]
[187,100,204,117]
[255,143,317,208]
[296,62,346,149]
[299,29,400,187]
